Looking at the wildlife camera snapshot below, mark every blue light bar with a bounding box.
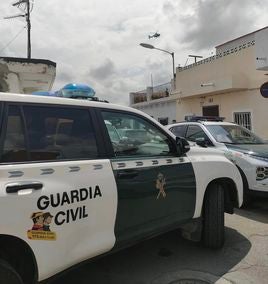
[32,91,57,97]
[58,83,96,99]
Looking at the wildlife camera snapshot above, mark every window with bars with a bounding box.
[233,112,252,130]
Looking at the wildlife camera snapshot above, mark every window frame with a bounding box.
[95,108,178,158]
[0,102,106,165]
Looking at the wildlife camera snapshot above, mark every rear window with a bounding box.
[2,106,27,162]
[1,105,99,163]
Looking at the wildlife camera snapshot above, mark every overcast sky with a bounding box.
[0,0,267,105]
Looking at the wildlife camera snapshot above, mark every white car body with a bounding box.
[168,121,268,195]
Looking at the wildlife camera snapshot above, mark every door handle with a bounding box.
[6,181,43,194]
[117,170,139,179]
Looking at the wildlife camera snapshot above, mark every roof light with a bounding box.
[31,83,109,103]
[58,83,96,99]
[184,115,225,122]
[32,91,57,97]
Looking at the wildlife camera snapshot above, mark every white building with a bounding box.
[0,57,56,94]
[130,26,268,138]
[129,82,178,125]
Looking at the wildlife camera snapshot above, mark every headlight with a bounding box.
[256,166,268,180]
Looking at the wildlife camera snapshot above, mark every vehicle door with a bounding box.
[0,103,117,280]
[98,109,196,245]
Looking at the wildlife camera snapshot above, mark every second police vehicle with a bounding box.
[168,116,268,205]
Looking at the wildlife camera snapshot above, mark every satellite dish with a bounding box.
[260,82,268,98]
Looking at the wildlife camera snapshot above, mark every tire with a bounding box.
[0,259,23,284]
[202,183,225,249]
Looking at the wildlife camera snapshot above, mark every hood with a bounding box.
[187,145,225,157]
[225,144,268,159]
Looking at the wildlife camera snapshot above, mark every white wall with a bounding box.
[176,89,268,139]
[0,58,56,94]
[255,28,268,71]
[135,100,177,124]
[216,33,255,55]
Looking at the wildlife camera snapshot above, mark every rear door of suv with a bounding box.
[0,102,118,280]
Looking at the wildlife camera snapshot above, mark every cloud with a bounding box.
[56,72,73,85]
[89,59,116,80]
[179,0,268,51]
[0,0,267,106]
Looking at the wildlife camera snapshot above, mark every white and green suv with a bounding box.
[0,94,242,284]
[168,117,268,204]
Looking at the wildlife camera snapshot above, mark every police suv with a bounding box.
[0,92,243,284]
[168,116,268,205]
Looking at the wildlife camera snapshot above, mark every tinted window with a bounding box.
[24,106,98,161]
[186,125,210,142]
[1,106,27,162]
[1,105,98,163]
[170,125,186,137]
[102,111,173,157]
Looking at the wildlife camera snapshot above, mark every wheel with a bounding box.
[0,259,23,284]
[202,183,225,249]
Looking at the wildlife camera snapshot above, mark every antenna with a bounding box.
[4,0,34,59]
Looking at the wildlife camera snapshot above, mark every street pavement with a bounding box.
[48,198,268,284]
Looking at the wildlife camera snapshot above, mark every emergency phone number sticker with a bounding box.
[27,212,56,241]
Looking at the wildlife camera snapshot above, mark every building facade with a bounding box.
[130,26,268,138]
[0,57,56,94]
[129,82,178,125]
[175,26,268,138]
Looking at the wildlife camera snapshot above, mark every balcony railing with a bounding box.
[151,90,169,100]
[133,95,147,104]
[178,40,255,72]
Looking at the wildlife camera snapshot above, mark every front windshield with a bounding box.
[206,124,264,144]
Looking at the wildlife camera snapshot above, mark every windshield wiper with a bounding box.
[219,141,236,144]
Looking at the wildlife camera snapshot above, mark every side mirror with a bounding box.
[195,137,208,148]
[176,137,190,156]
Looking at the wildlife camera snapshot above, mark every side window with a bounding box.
[23,106,98,161]
[102,111,173,157]
[1,106,27,162]
[186,125,210,142]
[170,125,187,137]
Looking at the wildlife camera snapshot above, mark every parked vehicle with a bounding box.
[0,94,242,284]
[167,116,268,204]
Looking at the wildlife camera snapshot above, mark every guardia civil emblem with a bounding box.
[156,173,166,199]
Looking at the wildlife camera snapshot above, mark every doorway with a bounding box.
[202,105,219,117]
